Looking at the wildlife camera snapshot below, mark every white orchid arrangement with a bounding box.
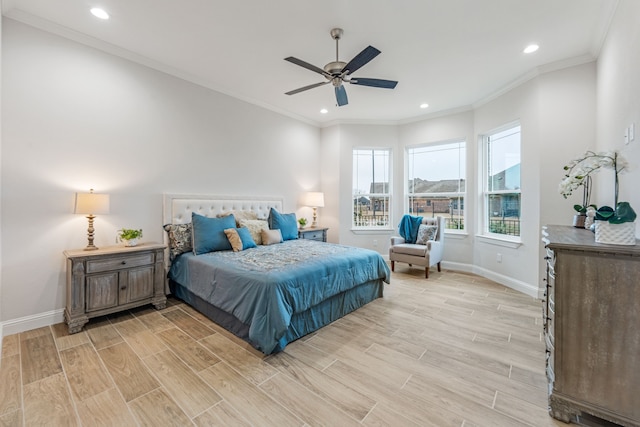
[559,150,636,224]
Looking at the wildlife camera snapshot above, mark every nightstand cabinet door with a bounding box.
[123,265,155,303]
[86,272,119,312]
[64,243,167,333]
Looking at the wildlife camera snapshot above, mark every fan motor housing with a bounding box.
[324,61,346,76]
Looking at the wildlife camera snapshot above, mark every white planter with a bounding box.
[122,238,139,247]
[594,221,636,245]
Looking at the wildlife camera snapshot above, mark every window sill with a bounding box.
[444,232,468,239]
[475,234,522,249]
[351,228,394,235]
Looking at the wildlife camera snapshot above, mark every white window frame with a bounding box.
[480,123,522,243]
[352,148,393,230]
[405,140,466,234]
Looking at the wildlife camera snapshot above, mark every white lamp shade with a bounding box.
[304,192,325,207]
[75,192,110,215]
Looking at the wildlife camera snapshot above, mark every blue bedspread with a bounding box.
[169,239,390,354]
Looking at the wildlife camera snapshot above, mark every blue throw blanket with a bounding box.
[398,214,423,243]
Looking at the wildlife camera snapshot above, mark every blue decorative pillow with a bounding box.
[236,227,257,249]
[267,208,298,241]
[191,212,236,254]
[224,227,257,251]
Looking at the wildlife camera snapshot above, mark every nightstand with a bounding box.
[64,242,167,333]
[298,227,328,242]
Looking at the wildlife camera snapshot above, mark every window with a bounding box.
[407,141,466,231]
[483,125,521,237]
[353,148,391,228]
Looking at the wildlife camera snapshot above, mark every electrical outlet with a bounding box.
[497,253,502,263]
[373,239,378,247]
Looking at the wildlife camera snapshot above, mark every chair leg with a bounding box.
[437,262,441,272]
[425,267,429,279]
[391,261,395,272]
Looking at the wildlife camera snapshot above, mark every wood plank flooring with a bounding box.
[0,268,591,426]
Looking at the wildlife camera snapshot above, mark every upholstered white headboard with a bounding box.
[163,193,283,225]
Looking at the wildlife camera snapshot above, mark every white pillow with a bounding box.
[239,219,268,245]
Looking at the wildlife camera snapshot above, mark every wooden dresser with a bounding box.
[64,243,167,333]
[542,225,640,426]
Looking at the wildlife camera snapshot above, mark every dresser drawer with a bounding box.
[86,252,154,273]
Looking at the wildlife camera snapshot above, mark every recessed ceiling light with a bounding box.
[523,44,539,54]
[420,103,429,109]
[90,8,110,20]
[320,108,328,114]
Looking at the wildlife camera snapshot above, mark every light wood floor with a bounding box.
[1,269,576,426]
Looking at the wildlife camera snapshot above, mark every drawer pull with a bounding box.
[121,286,127,290]
[121,261,127,265]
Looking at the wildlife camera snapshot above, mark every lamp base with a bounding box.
[311,207,318,228]
[84,214,99,251]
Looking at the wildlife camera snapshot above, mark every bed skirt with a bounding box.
[169,278,384,354]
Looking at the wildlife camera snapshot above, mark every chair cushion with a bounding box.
[390,243,428,256]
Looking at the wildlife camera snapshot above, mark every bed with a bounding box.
[162,194,390,354]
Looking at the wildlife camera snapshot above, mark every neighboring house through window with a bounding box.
[352,148,392,229]
[406,140,466,231]
[483,124,521,237]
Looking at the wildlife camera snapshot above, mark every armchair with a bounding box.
[389,216,444,278]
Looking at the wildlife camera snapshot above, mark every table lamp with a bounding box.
[304,192,324,228]
[75,189,110,250]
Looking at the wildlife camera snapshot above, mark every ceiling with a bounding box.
[2,0,618,126]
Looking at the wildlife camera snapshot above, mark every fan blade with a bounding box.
[350,78,398,89]
[341,46,381,75]
[335,85,348,106]
[284,57,328,76]
[285,81,330,95]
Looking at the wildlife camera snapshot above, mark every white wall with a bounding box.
[473,63,597,296]
[0,11,3,350]
[596,0,640,225]
[319,125,341,243]
[1,19,320,332]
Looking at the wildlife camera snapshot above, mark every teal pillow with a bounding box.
[237,227,257,250]
[192,212,236,254]
[268,208,298,241]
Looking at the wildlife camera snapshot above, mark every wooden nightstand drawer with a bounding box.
[298,227,328,242]
[86,253,154,273]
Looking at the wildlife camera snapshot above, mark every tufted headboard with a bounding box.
[163,193,283,225]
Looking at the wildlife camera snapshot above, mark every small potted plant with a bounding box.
[298,217,308,229]
[118,228,143,247]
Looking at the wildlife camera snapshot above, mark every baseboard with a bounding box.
[441,261,540,298]
[471,265,540,298]
[1,309,65,337]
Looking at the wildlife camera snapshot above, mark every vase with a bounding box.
[572,214,586,228]
[594,221,636,245]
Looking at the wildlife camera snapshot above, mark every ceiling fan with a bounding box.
[284,28,398,107]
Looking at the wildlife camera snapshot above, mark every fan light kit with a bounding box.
[284,28,398,107]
